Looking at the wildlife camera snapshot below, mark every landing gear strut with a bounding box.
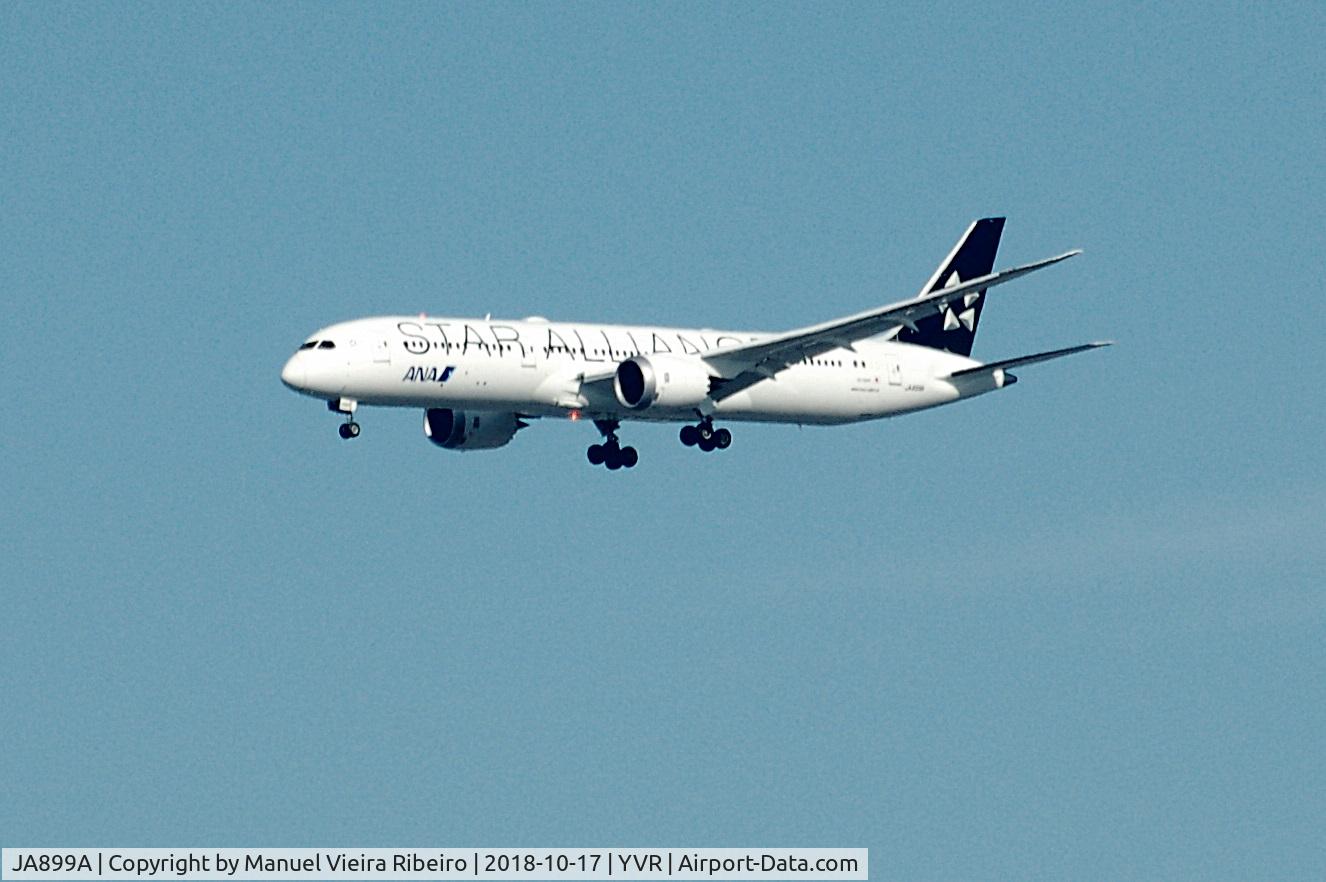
[679,416,731,453]
[587,419,638,470]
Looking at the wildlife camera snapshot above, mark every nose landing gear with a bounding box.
[329,398,360,440]
[587,419,638,470]
[679,417,731,453]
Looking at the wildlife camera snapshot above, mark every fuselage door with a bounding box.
[373,337,391,364]
[885,355,903,386]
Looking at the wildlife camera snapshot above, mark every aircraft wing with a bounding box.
[702,250,1081,402]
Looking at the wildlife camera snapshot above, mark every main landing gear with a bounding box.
[679,417,731,453]
[329,398,360,440]
[587,419,638,470]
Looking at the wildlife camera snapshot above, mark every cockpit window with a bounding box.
[318,341,336,349]
[299,341,318,350]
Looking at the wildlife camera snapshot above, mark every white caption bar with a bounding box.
[3,849,867,881]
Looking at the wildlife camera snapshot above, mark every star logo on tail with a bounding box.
[938,271,980,332]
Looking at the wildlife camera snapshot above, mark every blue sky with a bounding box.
[2,3,1323,879]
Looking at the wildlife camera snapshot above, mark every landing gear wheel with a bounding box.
[338,422,360,439]
[588,419,637,470]
[683,417,728,453]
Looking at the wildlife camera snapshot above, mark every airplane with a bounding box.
[280,217,1109,470]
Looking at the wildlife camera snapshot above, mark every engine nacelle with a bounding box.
[423,408,523,451]
[613,355,712,410]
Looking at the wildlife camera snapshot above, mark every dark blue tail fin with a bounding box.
[897,217,1004,357]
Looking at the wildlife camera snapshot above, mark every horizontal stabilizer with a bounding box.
[946,341,1113,380]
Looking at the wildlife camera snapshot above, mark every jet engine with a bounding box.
[423,408,525,451]
[613,355,712,410]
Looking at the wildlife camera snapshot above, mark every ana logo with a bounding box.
[402,365,456,385]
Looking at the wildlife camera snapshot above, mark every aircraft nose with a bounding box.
[281,355,305,391]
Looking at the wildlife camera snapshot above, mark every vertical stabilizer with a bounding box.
[897,217,1004,357]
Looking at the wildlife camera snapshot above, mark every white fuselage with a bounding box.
[281,315,998,425]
